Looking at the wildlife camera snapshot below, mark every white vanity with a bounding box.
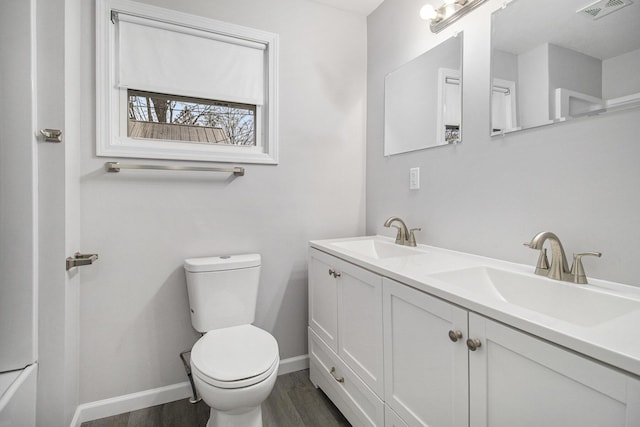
[308,236,640,427]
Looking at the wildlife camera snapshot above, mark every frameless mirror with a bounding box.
[490,0,640,135]
[384,33,463,156]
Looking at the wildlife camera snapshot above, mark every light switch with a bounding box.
[409,167,420,190]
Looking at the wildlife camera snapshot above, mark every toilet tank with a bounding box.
[184,254,261,333]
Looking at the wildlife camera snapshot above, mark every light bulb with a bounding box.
[420,4,438,21]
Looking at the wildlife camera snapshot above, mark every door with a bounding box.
[383,278,469,427]
[469,313,640,427]
[34,0,82,425]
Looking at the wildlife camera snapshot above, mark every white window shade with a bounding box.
[117,13,266,105]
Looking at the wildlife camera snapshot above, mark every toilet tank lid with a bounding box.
[184,254,261,272]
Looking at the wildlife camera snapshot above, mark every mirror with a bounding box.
[384,33,463,155]
[490,0,640,135]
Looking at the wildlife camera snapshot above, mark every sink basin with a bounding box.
[430,267,640,326]
[331,238,422,259]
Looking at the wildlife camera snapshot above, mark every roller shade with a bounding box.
[116,13,266,105]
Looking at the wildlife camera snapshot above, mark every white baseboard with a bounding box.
[70,381,192,427]
[70,355,309,426]
[278,354,309,375]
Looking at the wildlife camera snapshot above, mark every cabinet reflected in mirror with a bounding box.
[490,0,640,135]
[384,33,462,156]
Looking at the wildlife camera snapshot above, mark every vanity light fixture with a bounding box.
[420,0,488,33]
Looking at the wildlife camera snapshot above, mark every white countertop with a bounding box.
[310,235,640,377]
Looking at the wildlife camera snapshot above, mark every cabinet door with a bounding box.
[338,261,383,397]
[309,250,338,352]
[469,313,640,427]
[383,278,469,427]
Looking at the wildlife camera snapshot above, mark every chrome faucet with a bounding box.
[384,217,421,247]
[525,231,601,284]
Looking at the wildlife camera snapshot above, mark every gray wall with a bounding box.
[603,48,640,99]
[548,44,602,118]
[77,0,366,403]
[367,0,640,286]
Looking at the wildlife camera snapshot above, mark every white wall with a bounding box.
[76,0,366,403]
[518,43,549,127]
[0,0,37,373]
[492,49,517,82]
[367,0,640,286]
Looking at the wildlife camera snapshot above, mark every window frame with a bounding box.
[96,0,279,164]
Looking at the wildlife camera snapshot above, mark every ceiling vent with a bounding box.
[577,0,633,20]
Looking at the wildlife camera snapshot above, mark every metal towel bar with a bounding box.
[104,162,245,176]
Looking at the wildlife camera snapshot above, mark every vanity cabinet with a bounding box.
[308,248,384,426]
[383,278,469,427]
[383,277,640,427]
[309,247,640,427]
[469,313,640,427]
[385,405,410,427]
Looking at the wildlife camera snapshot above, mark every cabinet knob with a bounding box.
[466,338,482,351]
[448,330,463,342]
[328,269,341,278]
[329,366,344,383]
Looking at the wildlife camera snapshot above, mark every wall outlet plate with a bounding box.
[410,167,420,190]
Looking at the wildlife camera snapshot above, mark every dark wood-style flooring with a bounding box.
[81,369,350,427]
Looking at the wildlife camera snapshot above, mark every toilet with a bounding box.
[184,254,279,427]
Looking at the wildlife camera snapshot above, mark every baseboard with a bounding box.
[69,355,309,426]
[278,354,309,375]
[69,381,192,427]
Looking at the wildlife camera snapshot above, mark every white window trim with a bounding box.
[96,0,279,164]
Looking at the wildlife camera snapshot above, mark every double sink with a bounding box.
[330,236,640,327]
[316,235,640,376]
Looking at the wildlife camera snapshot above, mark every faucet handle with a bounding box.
[407,228,421,247]
[570,252,602,284]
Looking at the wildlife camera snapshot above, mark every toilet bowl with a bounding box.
[184,255,279,427]
[190,325,279,427]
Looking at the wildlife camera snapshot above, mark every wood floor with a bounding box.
[81,370,350,427]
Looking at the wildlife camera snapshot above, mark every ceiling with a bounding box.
[311,0,385,15]
[493,0,640,60]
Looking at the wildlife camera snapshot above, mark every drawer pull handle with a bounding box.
[328,269,342,278]
[448,330,463,342]
[330,367,344,383]
[466,338,482,351]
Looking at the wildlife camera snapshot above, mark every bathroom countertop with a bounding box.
[310,235,640,378]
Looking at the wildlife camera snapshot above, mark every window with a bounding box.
[96,0,279,164]
[127,90,257,146]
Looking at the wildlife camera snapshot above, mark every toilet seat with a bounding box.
[191,324,279,389]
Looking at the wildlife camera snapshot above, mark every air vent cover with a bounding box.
[577,0,633,20]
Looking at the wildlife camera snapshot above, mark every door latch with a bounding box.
[66,252,98,270]
[40,128,63,143]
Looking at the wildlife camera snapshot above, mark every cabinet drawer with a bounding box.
[309,327,384,427]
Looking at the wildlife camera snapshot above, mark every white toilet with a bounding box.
[184,254,279,427]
